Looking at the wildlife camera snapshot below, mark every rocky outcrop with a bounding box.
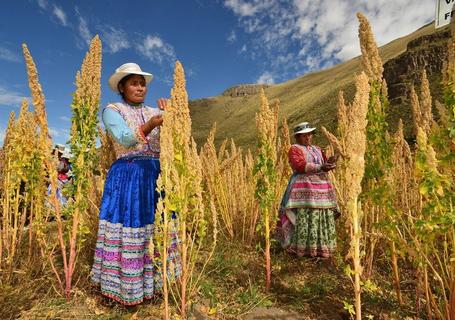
[222,84,269,97]
[384,29,450,106]
[382,27,451,137]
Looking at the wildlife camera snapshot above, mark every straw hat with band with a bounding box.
[108,63,153,93]
[293,122,316,135]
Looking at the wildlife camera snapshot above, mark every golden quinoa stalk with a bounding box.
[22,43,66,292]
[22,36,102,300]
[413,126,452,319]
[322,72,370,320]
[200,123,234,239]
[155,61,217,319]
[2,112,16,153]
[65,35,102,300]
[391,120,414,216]
[357,12,394,279]
[276,117,292,189]
[389,119,415,305]
[420,70,435,134]
[254,89,278,292]
[0,99,40,281]
[410,86,423,136]
[411,70,434,138]
[357,12,383,83]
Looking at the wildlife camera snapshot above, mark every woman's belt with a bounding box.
[120,153,159,161]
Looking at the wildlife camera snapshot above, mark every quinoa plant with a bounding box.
[0,100,40,281]
[322,72,370,320]
[154,61,217,319]
[64,35,102,300]
[357,12,394,278]
[253,90,278,292]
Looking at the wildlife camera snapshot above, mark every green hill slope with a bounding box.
[189,22,445,149]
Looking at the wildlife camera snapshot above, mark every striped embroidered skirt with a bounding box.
[91,156,180,305]
[278,172,337,258]
[279,208,336,258]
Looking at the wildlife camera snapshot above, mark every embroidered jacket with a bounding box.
[102,102,161,159]
[284,144,337,209]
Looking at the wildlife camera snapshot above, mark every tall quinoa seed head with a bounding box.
[74,35,102,113]
[392,119,414,207]
[2,112,16,149]
[256,89,277,157]
[22,44,49,143]
[416,127,439,175]
[345,72,370,202]
[410,86,422,136]
[357,12,383,82]
[381,78,388,98]
[170,61,191,147]
[156,61,216,318]
[71,36,102,150]
[420,69,434,134]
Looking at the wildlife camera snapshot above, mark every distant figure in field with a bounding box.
[48,146,72,206]
[90,63,181,305]
[278,122,339,258]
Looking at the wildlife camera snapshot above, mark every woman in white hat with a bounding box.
[91,63,180,305]
[277,122,338,258]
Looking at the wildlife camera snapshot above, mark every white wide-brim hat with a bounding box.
[61,151,73,159]
[293,122,316,135]
[108,63,153,93]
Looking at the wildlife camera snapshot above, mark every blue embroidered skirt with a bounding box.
[91,155,180,305]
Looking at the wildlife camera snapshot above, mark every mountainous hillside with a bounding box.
[189,22,449,149]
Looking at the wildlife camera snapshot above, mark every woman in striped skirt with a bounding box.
[278,122,339,258]
[91,63,180,305]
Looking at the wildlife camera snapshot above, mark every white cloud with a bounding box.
[257,71,275,84]
[101,26,130,53]
[225,0,435,81]
[37,0,48,9]
[59,116,71,122]
[137,35,176,65]
[53,5,68,26]
[76,11,92,47]
[0,86,28,107]
[49,127,70,139]
[227,30,237,43]
[0,47,20,63]
[239,44,247,53]
[224,0,272,17]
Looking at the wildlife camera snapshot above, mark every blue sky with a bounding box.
[0,0,435,145]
